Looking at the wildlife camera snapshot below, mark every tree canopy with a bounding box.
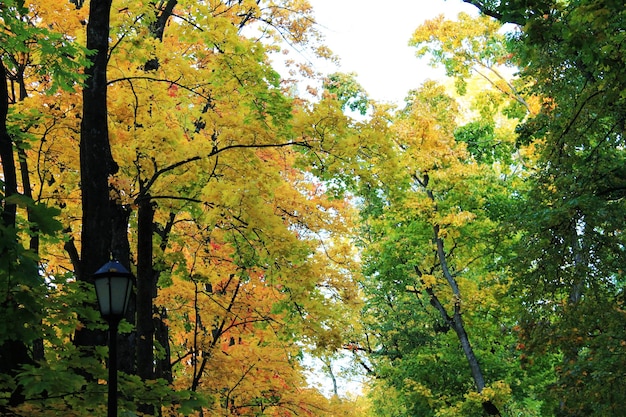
[1,0,625,416]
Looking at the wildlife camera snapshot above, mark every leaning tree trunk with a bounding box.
[414,178,501,416]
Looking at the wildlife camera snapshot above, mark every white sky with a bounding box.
[307,0,478,105]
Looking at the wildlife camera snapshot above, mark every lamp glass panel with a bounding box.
[110,276,131,315]
[95,276,132,318]
[95,277,113,316]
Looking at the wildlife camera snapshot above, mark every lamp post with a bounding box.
[93,260,134,417]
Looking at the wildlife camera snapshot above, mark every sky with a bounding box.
[306,0,478,105]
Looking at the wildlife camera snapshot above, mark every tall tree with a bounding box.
[354,81,524,416]
[456,1,626,413]
[2,0,369,415]
[0,0,88,409]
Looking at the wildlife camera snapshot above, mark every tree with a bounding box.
[2,0,369,415]
[355,81,525,416]
[411,12,529,114]
[510,3,626,414]
[444,2,626,413]
[323,72,370,116]
[0,0,88,409]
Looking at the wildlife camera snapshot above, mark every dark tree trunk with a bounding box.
[77,0,116,282]
[111,203,136,375]
[417,176,501,416]
[136,196,155,414]
[154,212,177,384]
[133,0,178,384]
[0,62,18,228]
[151,0,178,42]
[14,69,45,361]
[0,60,35,408]
[155,307,173,383]
[144,0,178,70]
[136,196,155,380]
[74,0,116,351]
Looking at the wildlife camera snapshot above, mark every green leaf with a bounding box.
[4,194,62,235]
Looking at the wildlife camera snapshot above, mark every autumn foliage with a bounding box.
[2,0,626,416]
[1,0,363,415]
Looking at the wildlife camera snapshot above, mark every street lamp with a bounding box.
[93,260,134,417]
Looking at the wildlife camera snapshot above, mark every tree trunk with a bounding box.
[111,203,136,375]
[136,196,155,379]
[0,62,18,228]
[155,307,173,383]
[77,0,116,282]
[0,58,33,409]
[13,65,46,362]
[74,0,116,352]
[136,196,155,414]
[419,177,500,416]
[433,230,487,393]
[154,212,177,384]
[321,356,339,398]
